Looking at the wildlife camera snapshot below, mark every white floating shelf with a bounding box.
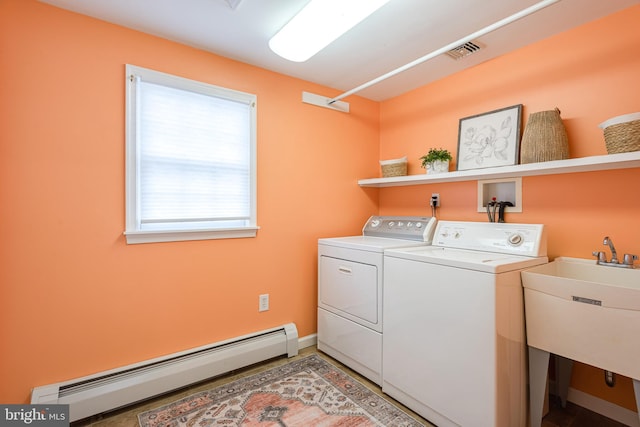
[358,151,640,187]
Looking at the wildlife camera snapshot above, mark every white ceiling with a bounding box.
[39,0,637,101]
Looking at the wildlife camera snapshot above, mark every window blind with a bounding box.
[137,81,251,229]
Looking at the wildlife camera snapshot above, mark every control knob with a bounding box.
[508,233,524,246]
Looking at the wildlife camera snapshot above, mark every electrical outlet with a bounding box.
[259,294,269,312]
[430,193,440,207]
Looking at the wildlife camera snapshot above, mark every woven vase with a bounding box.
[520,108,569,163]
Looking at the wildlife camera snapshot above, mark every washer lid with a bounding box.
[385,246,548,273]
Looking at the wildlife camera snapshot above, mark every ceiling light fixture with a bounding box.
[269,0,391,62]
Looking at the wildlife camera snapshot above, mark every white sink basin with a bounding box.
[522,257,640,379]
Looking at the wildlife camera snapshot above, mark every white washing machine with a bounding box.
[383,220,548,427]
[318,215,437,385]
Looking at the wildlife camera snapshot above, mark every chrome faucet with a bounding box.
[592,236,637,268]
[603,236,619,264]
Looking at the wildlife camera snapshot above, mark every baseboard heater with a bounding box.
[31,323,298,422]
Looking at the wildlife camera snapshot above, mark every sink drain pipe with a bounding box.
[605,370,616,387]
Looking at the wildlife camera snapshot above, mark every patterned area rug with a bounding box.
[138,354,424,427]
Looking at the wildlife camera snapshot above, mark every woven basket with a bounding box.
[380,157,407,177]
[601,118,640,154]
[520,108,569,163]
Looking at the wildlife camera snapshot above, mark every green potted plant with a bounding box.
[420,148,453,174]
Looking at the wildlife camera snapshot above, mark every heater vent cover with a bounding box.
[445,41,483,60]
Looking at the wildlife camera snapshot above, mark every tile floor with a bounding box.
[72,346,629,427]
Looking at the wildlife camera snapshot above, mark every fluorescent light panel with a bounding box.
[269,0,391,62]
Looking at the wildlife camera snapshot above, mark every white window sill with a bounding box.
[124,227,260,244]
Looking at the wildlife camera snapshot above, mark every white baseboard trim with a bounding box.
[298,333,317,350]
[567,387,639,427]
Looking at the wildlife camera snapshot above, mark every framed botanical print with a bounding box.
[457,104,523,171]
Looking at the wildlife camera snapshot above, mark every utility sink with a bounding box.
[522,257,640,379]
[522,257,640,427]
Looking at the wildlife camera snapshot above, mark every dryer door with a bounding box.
[319,255,379,326]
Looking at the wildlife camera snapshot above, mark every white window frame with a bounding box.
[124,64,258,244]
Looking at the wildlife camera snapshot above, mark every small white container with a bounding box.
[425,159,450,174]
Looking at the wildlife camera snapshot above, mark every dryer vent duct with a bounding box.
[445,41,483,60]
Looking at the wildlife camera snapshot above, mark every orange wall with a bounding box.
[2,0,639,415]
[0,0,379,403]
[379,5,640,411]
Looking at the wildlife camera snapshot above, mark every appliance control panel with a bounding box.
[433,220,547,256]
[362,216,437,242]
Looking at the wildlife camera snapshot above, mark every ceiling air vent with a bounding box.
[445,41,483,60]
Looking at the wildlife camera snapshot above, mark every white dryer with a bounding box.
[318,215,437,385]
[383,220,548,427]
